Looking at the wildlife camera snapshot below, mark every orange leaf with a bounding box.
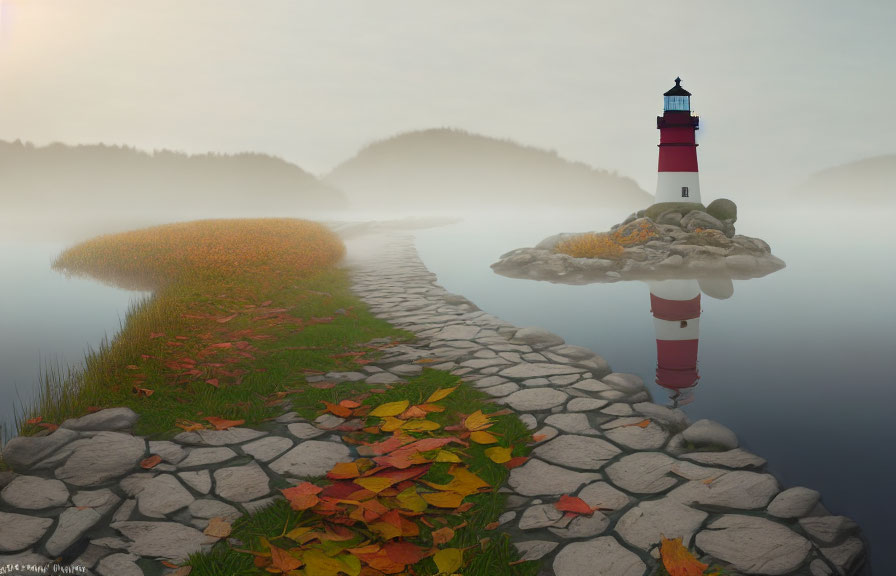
[132,386,154,397]
[431,526,455,545]
[205,378,219,388]
[204,416,245,430]
[504,456,529,469]
[203,516,232,538]
[281,482,323,510]
[339,399,362,409]
[554,494,595,516]
[383,541,426,566]
[323,401,353,418]
[660,536,709,576]
[269,544,303,573]
[464,410,492,431]
[621,419,651,428]
[175,420,205,432]
[25,416,42,425]
[37,422,59,432]
[327,462,361,480]
[140,455,163,469]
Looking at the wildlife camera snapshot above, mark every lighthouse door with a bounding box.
[681,187,689,198]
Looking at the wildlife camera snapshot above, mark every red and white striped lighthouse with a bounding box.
[656,77,701,204]
[649,279,701,400]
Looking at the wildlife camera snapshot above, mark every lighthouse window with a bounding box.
[681,187,689,197]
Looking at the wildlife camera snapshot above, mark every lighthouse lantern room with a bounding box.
[656,77,701,204]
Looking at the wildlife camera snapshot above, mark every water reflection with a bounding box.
[648,275,734,407]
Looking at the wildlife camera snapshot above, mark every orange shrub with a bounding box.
[554,232,624,259]
[611,220,659,246]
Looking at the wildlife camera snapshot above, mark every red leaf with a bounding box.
[555,494,596,516]
[281,482,323,510]
[504,456,529,469]
[204,416,245,430]
[26,416,42,425]
[383,541,426,566]
[322,401,353,418]
[205,378,220,388]
[140,455,163,469]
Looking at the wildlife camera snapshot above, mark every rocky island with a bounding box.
[491,199,785,284]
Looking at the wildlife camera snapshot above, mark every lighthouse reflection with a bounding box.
[648,275,734,407]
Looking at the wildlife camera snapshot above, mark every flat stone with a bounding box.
[189,499,242,521]
[474,375,509,388]
[508,458,600,496]
[55,432,146,487]
[521,353,547,362]
[214,461,271,503]
[313,414,346,429]
[366,372,402,384]
[148,440,186,464]
[553,537,645,576]
[97,552,142,576]
[434,325,481,340]
[519,503,565,529]
[0,511,53,552]
[275,412,302,423]
[668,470,779,510]
[810,559,834,576]
[533,435,620,470]
[324,371,367,382]
[601,403,634,416]
[270,440,352,478]
[604,421,669,450]
[572,379,612,393]
[189,428,266,446]
[767,487,821,518]
[798,516,860,545]
[616,498,708,550]
[72,489,121,516]
[178,470,212,494]
[696,514,812,575]
[549,344,599,360]
[461,357,511,369]
[390,364,423,376]
[680,448,766,469]
[242,495,282,514]
[511,327,564,347]
[520,377,551,387]
[45,506,102,556]
[576,481,631,512]
[285,423,325,441]
[632,402,689,430]
[1,427,79,470]
[1,475,69,509]
[544,413,598,435]
[514,540,559,562]
[136,474,195,517]
[482,382,520,397]
[682,419,739,449]
[605,452,679,494]
[178,447,237,468]
[532,426,559,443]
[519,414,538,430]
[75,543,113,569]
[242,435,294,462]
[90,536,131,550]
[820,537,864,575]
[498,511,516,526]
[566,398,609,412]
[549,374,581,386]
[601,373,645,394]
[61,407,138,432]
[548,511,610,538]
[111,521,217,562]
[499,363,581,379]
[502,388,569,411]
[112,499,136,522]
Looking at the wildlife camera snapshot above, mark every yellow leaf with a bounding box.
[203,517,232,538]
[424,467,489,497]
[426,386,458,403]
[402,419,440,431]
[434,548,463,574]
[470,430,498,444]
[464,410,492,431]
[353,477,396,493]
[369,400,410,418]
[396,486,428,512]
[285,525,314,542]
[421,491,465,508]
[435,450,461,463]
[660,536,709,576]
[380,416,406,432]
[484,446,512,463]
[304,549,349,576]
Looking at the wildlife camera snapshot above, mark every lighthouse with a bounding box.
[656,77,701,204]
[649,279,701,404]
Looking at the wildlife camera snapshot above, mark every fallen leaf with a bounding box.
[421,491,465,508]
[431,526,455,545]
[484,446,512,464]
[426,386,458,403]
[383,541,426,566]
[433,548,463,574]
[369,400,410,418]
[132,385,154,397]
[327,462,361,480]
[37,422,59,432]
[203,517,232,538]
[621,418,651,429]
[140,455,162,469]
[204,416,245,430]
[281,482,323,510]
[175,420,205,432]
[353,476,397,493]
[435,450,461,463]
[323,401,353,418]
[470,430,498,444]
[339,399,362,409]
[485,521,500,530]
[25,416,42,425]
[401,419,440,432]
[660,536,709,576]
[554,494,594,516]
[205,378,219,388]
[464,410,492,431]
[269,544,303,573]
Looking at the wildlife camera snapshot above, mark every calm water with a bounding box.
[0,240,147,439]
[415,205,894,574]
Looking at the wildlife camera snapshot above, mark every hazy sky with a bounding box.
[1,0,894,198]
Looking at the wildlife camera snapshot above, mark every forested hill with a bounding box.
[0,140,347,217]
[794,155,896,205]
[324,128,652,211]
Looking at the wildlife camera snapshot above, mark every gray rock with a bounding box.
[572,379,611,393]
[681,210,726,232]
[706,198,737,222]
[1,475,69,509]
[178,470,212,494]
[214,461,271,503]
[519,414,538,430]
[499,363,581,379]
[498,510,516,526]
[566,398,609,412]
[533,435,620,470]
[324,371,368,382]
[604,421,669,450]
[97,552,143,576]
[482,382,521,397]
[632,402,690,430]
[287,422,327,440]
[502,388,569,411]
[576,481,631,512]
[520,377,550,387]
[74,543,113,569]
[615,498,707,550]
[0,471,14,489]
[275,411,302,424]
[680,448,766,469]
[136,474,195,517]
[112,499,136,522]
[61,407,138,432]
[433,325,481,340]
[242,436,294,462]
[183,428,267,446]
[189,499,242,521]
[461,357,511,369]
[810,559,834,576]
[601,403,634,416]
[695,515,812,575]
[0,552,51,570]
[532,426,559,444]
[313,414,346,429]
[148,440,186,464]
[767,487,821,518]
[548,511,610,538]
[514,540,559,562]
[0,511,53,552]
[473,375,509,388]
[511,327,564,347]
[270,440,352,478]
[1,427,79,470]
[111,521,217,562]
[390,364,423,376]
[55,432,146,487]
[549,344,599,360]
[553,537,645,576]
[72,489,121,516]
[798,516,860,545]
[508,459,600,496]
[605,452,679,494]
[601,373,645,394]
[366,372,402,384]
[667,470,779,509]
[657,210,684,225]
[178,447,237,468]
[45,506,102,556]
[820,537,864,576]
[518,503,565,529]
[544,413,598,435]
[549,374,580,386]
[682,419,739,449]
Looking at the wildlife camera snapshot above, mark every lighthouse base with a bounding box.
[656,172,701,204]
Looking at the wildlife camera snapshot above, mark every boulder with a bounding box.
[681,210,726,233]
[706,198,738,222]
[60,407,138,432]
[644,202,707,221]
[553,537,645,576]
[696,515,811,575]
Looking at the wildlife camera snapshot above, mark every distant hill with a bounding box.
[0,140,347,219]
[324,129,652,212]
[794,155,896,205]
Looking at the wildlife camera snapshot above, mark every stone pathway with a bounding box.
[0,232,866,576]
